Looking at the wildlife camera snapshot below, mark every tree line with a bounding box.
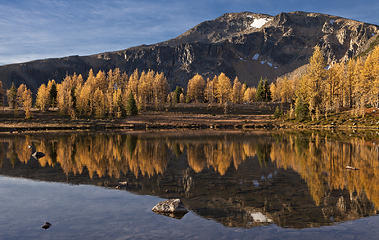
[0,45,377,120]
[180,73,271,105]
[0,69,272,119]
[270,45,379,120]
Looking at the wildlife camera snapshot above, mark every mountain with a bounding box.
[0,11,378,93]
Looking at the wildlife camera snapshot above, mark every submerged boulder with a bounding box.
[152,199,188,218]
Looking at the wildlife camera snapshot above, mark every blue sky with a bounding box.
[0,0,378,65]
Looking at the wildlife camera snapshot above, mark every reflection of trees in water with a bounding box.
[174,139,258,175]
[1,136,32,167]
[0,141,7,168]
[270,133,379,208]
[189,141,258,175]
[52,135,169,178]
[1,135,262,177]
[1,132,378,209]
[1,135,168,179]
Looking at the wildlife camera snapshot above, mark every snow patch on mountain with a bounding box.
[251,18,270,28]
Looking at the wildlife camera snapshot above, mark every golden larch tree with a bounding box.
[231,77,242,104]
[93,88,106,118]
[22,88,32,119]
[216,73,232,104]
[186,74,205,102]
[36,84,50,111]
[304,46,327,113]
[153,72,168,109]
[16,84,27,109]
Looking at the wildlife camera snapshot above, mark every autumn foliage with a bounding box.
[271,46,379,120]
[1,45,377,120]
[53,68,168,118]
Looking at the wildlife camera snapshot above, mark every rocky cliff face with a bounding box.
[0,11,377,92]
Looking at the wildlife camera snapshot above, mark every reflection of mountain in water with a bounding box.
[0,132,378,228]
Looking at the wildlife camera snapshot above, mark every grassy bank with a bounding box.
[276,107,379,130]
[0,104,377,133]
[0,103,277,133]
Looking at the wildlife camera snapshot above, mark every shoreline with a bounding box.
[0,117,377,134]
[0,106,377,133]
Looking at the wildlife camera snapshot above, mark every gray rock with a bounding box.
[152,199,188,214]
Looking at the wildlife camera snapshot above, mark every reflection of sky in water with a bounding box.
[253,180,259,187]
[1,176,379,240]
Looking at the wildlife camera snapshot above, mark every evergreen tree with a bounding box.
[48,80,57,108]
[295,97,309,121]
[255,78,265,101]
[6,82,17,109]
[174,86,183,103]
[264,79,271,101]
[125,92,138,116]
[274,106,282,119]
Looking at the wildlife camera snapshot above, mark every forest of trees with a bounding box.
[0,69,268,119]
[183,73,269,105]
[0,45,377,120]
[53,68,167,118]
[2,82,33,119]
[0,69,168,119]
[271,45,379,120]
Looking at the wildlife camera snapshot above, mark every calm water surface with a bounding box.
[0,130,378,240]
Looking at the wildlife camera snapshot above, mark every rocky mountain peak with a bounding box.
[0,11,377,93]
[164,12,274,45]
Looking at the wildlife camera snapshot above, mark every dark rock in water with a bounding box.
[152,199,188,218]
[41,222,51,230]
[28,145,45,160]
[32,151,45,159]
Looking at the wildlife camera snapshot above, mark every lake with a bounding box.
[0,130,378,240]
